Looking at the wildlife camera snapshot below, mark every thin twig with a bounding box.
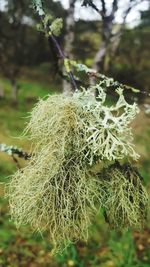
[0,144,30,160]
[87,69,150,97]
[82,0,100,13]
[12,154,21,169]
[48,35,77,91]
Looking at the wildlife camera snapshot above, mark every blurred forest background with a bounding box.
[0,0,150,266]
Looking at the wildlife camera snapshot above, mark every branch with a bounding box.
[0,144,30,160]
[123,0,144,17]
[12,154,21,169]
[81,0,109,18]
[33,0,77,92]
[48,35,77,91]
[110,0,118,20]
[82,0,103,16]
[82,0,99,12]
[100,0,106,16]
[112,0,118,14]
[112,0,143,40]
[73,63,150,97]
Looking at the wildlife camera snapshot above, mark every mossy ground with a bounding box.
[0,78,150,266]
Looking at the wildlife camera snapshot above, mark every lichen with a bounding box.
[8,85,145,254]
[100,162,148,229]
[50,18,63,36]
[73,86,139,164]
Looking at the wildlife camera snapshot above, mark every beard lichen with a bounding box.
[7,85,148,254]
[99,162,148,229]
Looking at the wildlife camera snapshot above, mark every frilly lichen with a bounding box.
[32,0,45,16]
[73,85,139,164]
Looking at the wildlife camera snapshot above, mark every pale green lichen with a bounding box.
[26,86,139,163]
[100,162,148,229]
[8,85,144,254]
[73,85,139,165]
[32,0,45,16]
[50,18,63,36]
[8,95,104,254]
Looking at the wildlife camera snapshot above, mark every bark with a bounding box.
[90,1,117,84]
[92,21,112,71]
[63,0,76,94]
[108,3,133,61]
[92,0,118,72]
[91,0,141,83]
[90,16,113,84]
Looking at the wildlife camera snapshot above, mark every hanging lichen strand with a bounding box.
[99,162,148,229]
[8,84,148,254]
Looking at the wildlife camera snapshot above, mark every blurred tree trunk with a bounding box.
[90,0,142,83]
[0,82,4,99]
[63,0,76,94]
[0,0,31,102]
[11,79,18,105]
[92,0,118,77]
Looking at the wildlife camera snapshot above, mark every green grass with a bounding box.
[0,77,150,266]
[1,75,57,97]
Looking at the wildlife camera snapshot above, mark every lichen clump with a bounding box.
[100,162,148,229]
[8,85,148,254]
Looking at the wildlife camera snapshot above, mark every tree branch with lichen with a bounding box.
[0,144,30,160]
[0,0,149,165]
[33,0,78,92]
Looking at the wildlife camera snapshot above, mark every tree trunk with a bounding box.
[0,82,4,99]
[11,80,18,105]
[90,19,112,85]
[90,0,119,84]
[93,41,108,72]
[63,0,76,94]
[91,0,135,81]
